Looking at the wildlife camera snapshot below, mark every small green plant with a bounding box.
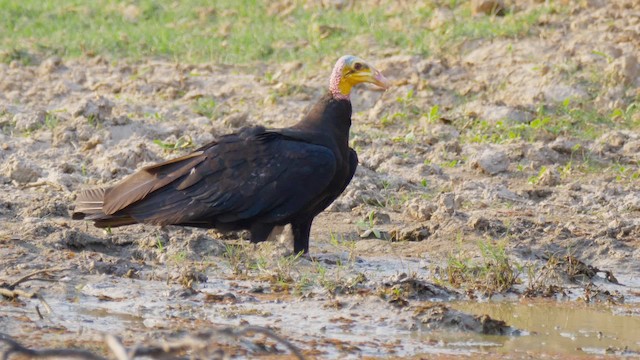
[442,159,458,168]
[44,112,59,129]
[86,114,98,127]
[155,237,166,253]
[193,97,217,118]
[223,243,247,275]
[436,239,520,295]
[170,251,188,263]
[356,210,385,239]
[153,135,194,152]
[528,166,548,184]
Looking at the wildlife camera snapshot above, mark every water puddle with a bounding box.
[443,301,640,356]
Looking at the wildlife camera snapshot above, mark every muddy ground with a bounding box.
[1,1,640,359]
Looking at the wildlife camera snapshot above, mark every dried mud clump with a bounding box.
[414,303,520,335]
[2,156,43,184]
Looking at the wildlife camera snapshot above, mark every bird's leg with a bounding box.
[291,219,313,255]
[249,223,275,244]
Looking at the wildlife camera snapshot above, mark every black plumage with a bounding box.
[73,55,389,254]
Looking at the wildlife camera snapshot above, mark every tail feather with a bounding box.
[72,187,138,228]
[72,188,107,217]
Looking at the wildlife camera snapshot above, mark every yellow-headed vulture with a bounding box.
[73,55,390,254]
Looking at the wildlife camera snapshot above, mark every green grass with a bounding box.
[435,239,522,295]
[0,0,550,65]
[461,100,640,144]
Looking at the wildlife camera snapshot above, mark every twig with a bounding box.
[20,181,65,192]
[8,267,69,289]
[105,335,129,360]
[0,333,107,360]
[36,293,53,317]
[0,288,35,299]
[35,305,44,320]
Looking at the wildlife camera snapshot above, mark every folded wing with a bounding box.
[73,129,337,228]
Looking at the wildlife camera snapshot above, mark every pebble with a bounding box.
[13,111,46,132]
[607,55,639,85]
[471,148,509,175]
[3,156,43,184]
[72,95,114,122]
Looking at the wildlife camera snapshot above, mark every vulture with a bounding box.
[73,55,390,254]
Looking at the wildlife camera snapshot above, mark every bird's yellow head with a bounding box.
[330,55,390,100]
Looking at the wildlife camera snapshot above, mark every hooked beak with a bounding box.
[368,68,391,90]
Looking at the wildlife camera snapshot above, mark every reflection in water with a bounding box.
[417,301,640,355]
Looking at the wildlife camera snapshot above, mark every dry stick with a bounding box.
[8,267,69,289]
[104,335,129,360]
[0,288,35,299]
[35,305,44,320]
[36,294,53,314]
[0,333,106,360]
[20,181,65,192]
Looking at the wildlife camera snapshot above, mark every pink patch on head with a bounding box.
[329,55,354,100]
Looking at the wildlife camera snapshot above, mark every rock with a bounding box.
[525,144,561,167]
[550,137,580,154]
[381,274,453,300]
[404,198,437,221]
[185,233,227,258]
[72,95,114,122]
[223,111,249,127]
[390,225,430,242]
[415,304,519,335]
[608,55,639,85]
[3,156,43,184]
[13,111,46,132]
[437,192,462,214]
[471,148,509,175]
[468,216,507,236]
[621,140,640,161]
[471,0,505,16]
[595,131,628,153]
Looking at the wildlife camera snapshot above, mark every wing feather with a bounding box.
[102,152,206,215]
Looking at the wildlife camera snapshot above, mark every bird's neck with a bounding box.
[296,93,352,140]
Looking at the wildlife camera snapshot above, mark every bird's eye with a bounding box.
[353,62,363,71]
